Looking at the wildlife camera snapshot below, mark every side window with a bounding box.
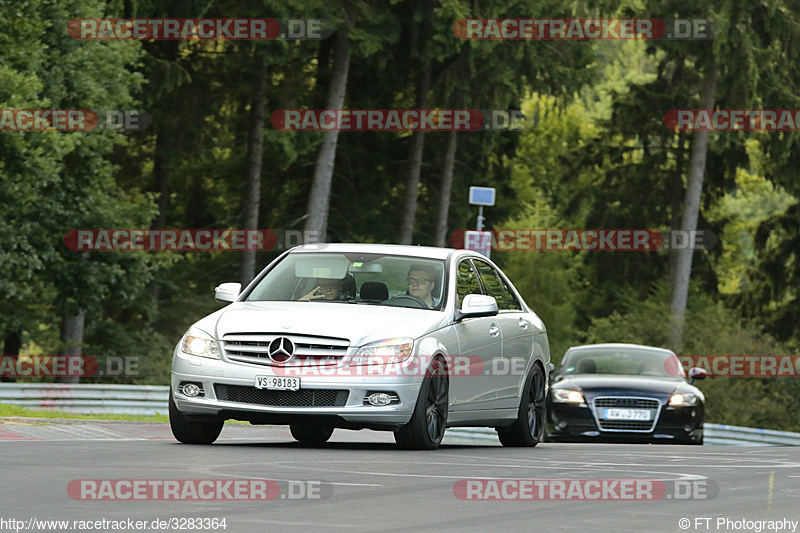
[456,260,482,308]
[497,274,523,311]
[473,260,508,309]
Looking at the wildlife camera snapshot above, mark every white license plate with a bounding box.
[255,376,300,391]
[604,408,651,420]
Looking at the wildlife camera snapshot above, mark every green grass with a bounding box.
[0,403,168,422]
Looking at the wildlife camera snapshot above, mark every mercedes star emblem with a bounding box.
[267,336,295,363]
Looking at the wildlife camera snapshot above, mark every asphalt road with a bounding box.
[1,418,799,533]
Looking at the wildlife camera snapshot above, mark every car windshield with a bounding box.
[245,251,446,310]
[560,347,684,377]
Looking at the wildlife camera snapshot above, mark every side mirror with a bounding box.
[214,282,241,303]
[688,366,707,383]
[548,362,555,381]
[455,294,498,322]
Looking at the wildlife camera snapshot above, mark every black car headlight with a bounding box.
[669,392,699,406]
[552,389,585,404]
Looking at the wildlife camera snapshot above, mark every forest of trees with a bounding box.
[2,0,800,430]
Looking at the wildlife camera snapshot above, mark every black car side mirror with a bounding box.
[688,366,708,384]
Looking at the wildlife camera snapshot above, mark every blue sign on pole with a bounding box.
[469,186,496,206]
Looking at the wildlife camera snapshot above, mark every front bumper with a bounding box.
[545,401,704,443]
[171,347,423,429]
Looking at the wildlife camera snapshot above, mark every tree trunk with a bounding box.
[304,28,351,241]
[399,61,431,245]
[669,60,718,350]
[55,309,84,384]
[146,126,170,313]
[240,57,268,286]
[434,129,458,247]
[1,331,21,382]
[667,130,687,284]
[153,126,169,232]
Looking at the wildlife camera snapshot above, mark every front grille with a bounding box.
[222,332,350,367]
[214,384,349,407]
[598,420,655,431]
[593,396,661,432]
[595,398,660,409]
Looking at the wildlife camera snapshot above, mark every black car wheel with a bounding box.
[169,389,224,444]
[395,356,448,450]
[498,363,546,447]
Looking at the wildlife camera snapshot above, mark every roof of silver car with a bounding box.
[290,243,463,260]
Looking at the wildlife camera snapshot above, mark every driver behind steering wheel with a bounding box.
[406,264,440,309]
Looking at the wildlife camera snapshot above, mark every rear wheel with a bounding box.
[395,357,449,450]
[169,389,224,444]
[290,424,334,445]
[497,364,546,447]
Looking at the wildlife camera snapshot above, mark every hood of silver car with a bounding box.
[197,301,448,348]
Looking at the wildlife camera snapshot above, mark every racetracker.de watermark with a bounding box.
[0,355,142,378]
[454,479,718,500]
[671,355,800,377]
[267,355,532,378]
[270,109,533,131]
[67,18,332,40]
[664,109,800,131]
[453,18,711,40]
[450,229,716,252]
[63,229,322,251]
[0,109,150,131]
[68,479,331,500]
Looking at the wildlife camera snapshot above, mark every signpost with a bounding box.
[467,187,495,258]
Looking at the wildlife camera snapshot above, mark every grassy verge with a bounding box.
[0,403,168,423]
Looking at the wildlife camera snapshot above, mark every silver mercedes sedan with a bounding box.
[169,243,550,449]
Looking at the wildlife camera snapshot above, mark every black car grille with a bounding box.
[593,396,661,432]
[598,420,655,431]
[595,398,660,409]
[214,385,349,407]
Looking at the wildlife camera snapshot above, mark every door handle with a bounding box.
[488,324,500,337]
[519,318,529,330]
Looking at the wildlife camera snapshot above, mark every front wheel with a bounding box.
[169,389,224,444]
[395,357,449,450]
[497,363,546,447]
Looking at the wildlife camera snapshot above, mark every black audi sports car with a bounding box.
[545,343,706,444]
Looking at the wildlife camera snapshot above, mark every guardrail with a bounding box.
[446,424,800,445]
[2,383,800,445]
[0,383,169,416]
[703,424,800,446]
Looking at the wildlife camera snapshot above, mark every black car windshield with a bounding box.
[561,347,684,377]
[245,252,446,310]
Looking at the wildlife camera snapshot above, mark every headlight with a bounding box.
[669,392,698,406]
[349,338,414,366]
[180,328,220,359]
[552,389,585,404]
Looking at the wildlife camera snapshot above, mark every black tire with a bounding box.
[169,389,224,444]
[497,363,546,447]
[395,357,449,450]
[290,424,334,445]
